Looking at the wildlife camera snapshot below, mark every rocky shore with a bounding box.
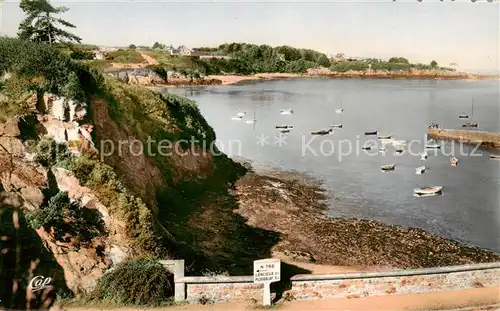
[205,69,498,86]
[232,164,500,270]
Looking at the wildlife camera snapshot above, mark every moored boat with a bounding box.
[378,134,392,139]
[278,129,290,134]
[331,124,343,128]
[276,125,293,129]
[425,143,441,149]
[365,130,378,136]
[236,112,246,117]
[490,154,500,160]
[415,166,426,175]
[458,114,469,119]
[450,157,458,166]
[231,116,243,121]
[311,129,332,135]
[379,138,394,145]
[392,140,407,146]
[462,122,478,128]
[420,151,428,160]
[381,164,395,171]
[414,186,443,196]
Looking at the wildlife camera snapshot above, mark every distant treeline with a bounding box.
[329,57,453,73]
[192,42,331,75]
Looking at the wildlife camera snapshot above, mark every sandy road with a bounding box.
[65,286,500,311]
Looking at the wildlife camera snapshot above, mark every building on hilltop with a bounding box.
[164,45,193,56]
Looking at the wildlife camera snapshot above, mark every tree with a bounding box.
[430,60,438,68]
[316,55,331,67]
[129,44,137,50]
[17,0,81,45]
[388,57,409,64]
[152,42,164,50]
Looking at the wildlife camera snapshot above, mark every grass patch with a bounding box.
[142,51,198,71]
[108,49,145,63]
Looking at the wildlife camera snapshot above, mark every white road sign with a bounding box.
[253,258,281,284]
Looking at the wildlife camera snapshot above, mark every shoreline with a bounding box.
[157,72,499,88]
[231,159,500,270]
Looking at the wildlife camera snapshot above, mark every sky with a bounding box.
[0,0,499,73]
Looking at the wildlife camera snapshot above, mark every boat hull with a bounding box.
[381,165,395,171]
[365,131,378,135]
[425,145,441,149]
[414,186,443,196]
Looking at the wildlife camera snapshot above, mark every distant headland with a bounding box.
[64,42,498,87]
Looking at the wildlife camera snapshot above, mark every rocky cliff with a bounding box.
[0,38,245,299]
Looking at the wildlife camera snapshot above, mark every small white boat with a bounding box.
[414,186,443,196]
[379,146,387,153]
[236,112,246,117]
[379,138,394,145]
[425,143,441,149]
[331,124,343,128]
[490,154,500,160]
[394,144,405,153]
[381,164,395,171]
[427,139,436,144]
[245,111,256,124]
[231,116,243,121]
[335,100,344,114]
[415,166,426,175]
[420,152,428,160]
[450,157,458,166]
[281,102,294,115]
[392,140,407,146]
[378,135,392,139]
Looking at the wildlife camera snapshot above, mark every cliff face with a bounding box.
[0,74,244,295]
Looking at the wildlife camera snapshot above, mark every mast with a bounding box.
[471,97,474,119]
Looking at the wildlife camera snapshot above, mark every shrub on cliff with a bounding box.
[0,37,103,101]
[90,259,174,306]
[26,191,104,243]
[69,50,95,60]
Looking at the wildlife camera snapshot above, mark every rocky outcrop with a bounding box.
[42,167,132,293]
[0,93,130,293]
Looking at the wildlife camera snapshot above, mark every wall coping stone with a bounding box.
[179,276,254,284]
[290,262,500,281]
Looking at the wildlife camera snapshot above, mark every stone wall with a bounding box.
[182,276,263,304]
[288,263,500,300]
[169,262,500,304]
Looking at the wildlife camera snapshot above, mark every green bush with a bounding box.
[33,137,72,167]
[26,191,104,243]
[0,37,104,101]
[26,192,78,234]
[70,50,95,60]
[330,60,370,72]
[90,260,174,306]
